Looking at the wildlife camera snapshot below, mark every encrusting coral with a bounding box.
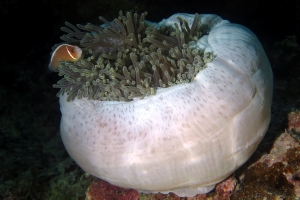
[52,11,213,101]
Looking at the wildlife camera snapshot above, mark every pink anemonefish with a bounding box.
[49,44,82,70]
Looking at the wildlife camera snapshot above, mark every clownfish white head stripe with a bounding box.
[49,44,82,71]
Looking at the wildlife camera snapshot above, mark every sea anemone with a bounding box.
[52,11,213,101]
[51,12,273,197]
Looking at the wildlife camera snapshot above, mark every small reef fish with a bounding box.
[49,44,82,70]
